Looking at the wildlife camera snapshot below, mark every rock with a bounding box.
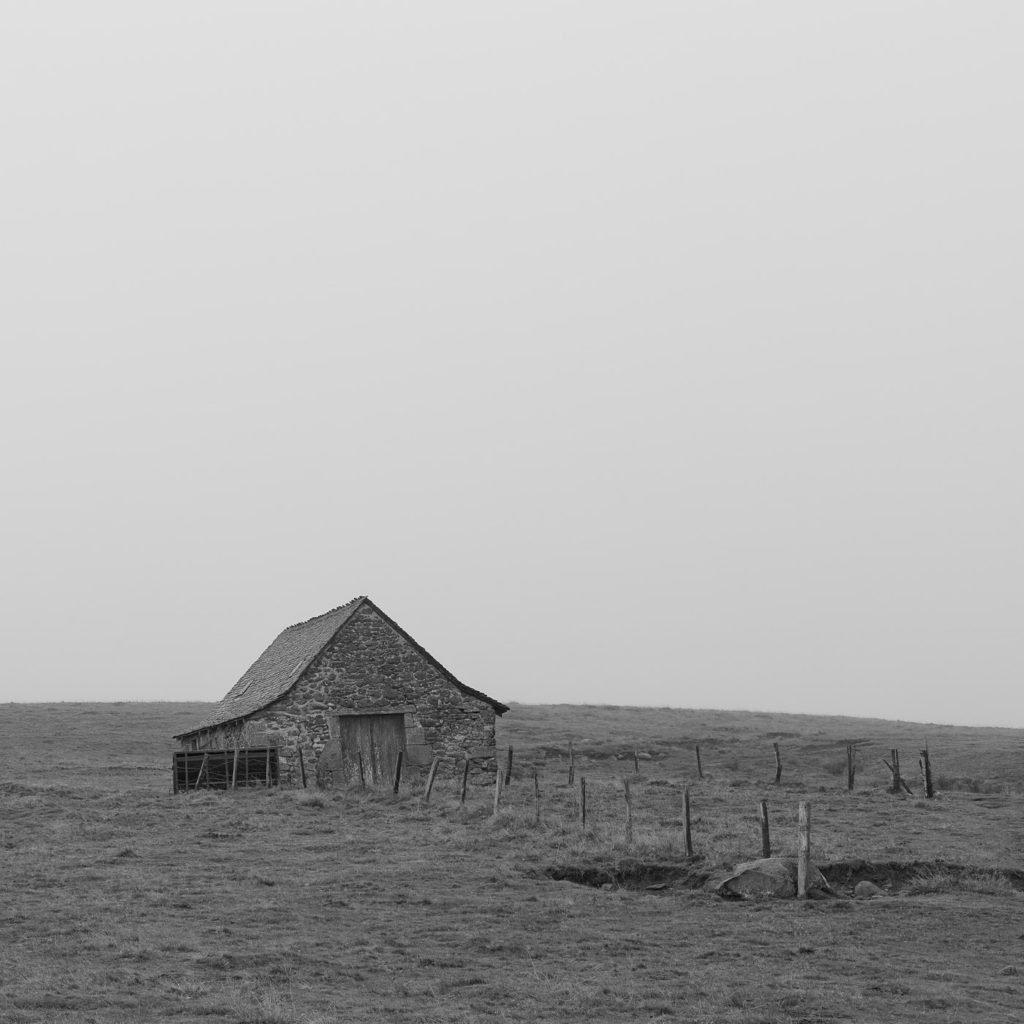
[715,858,832,899]
[854,880,885,899]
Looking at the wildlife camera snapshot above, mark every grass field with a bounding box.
[2,702,1023,1023]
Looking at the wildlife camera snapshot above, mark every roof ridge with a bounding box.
[280,596,365,633]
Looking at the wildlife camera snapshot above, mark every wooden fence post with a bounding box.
[846,743,855,792]
[773,742,782,785]
[423,757,440,802]
[884,749,913,795]
[460,759,470,804]
[683,786,693,857]
[505,746,514,787]
[579,777,587,828]
[568,741,575,785]
[920,744,935,798]
[231,743,240,790]
[493,760,502,815]
[624,779,634,845]
[797,802,811,898]
[633,748,640,774]
[392,751,403,794]
[758,800,771,858]
[695,745,703,780]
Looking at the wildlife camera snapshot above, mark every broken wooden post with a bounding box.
[695,745,703,780]
[504,746,514,787]
[758,800,771,858]
[533,769,541,825]
[683,786,693,857]
[920,744,935,798]
[392,750,403,794]
[297,746,307,789]
[568,741,575,785]
[460,759,470,804]
[423,757,440,803]
[579,777,587,828]
[883,749,914,795]
[797,802,811,899]
[624,779,634,845]
[773,742,782,785]
[492,760,502,816]
[846,743,855,792]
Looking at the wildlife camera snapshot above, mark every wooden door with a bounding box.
[326,713,406,787]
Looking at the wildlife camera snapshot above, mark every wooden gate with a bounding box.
[321,713,406,786]
[172,747,278,791]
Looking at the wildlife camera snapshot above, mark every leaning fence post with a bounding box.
[797,802,811,898]
[624,779,634,845]
[759,800,771,858]
[695,745,703,780]
[683,786,693,857]
[422,757,440,803]
[773,742,782,785]
[194,752,209,790]
[392,751,403,794]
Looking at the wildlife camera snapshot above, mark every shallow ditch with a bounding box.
[544,858,1024,895]
[543,859,710,891]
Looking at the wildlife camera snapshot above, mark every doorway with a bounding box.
[323,712,406,786]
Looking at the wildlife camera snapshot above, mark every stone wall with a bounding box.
[186,602,499,788]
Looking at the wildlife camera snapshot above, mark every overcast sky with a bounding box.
[2,3,1022,727]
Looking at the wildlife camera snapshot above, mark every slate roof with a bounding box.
[175,596,507,738]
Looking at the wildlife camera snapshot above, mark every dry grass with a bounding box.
[1,701,1024,1022]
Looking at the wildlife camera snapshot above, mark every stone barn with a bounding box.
[173,596,508,789]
